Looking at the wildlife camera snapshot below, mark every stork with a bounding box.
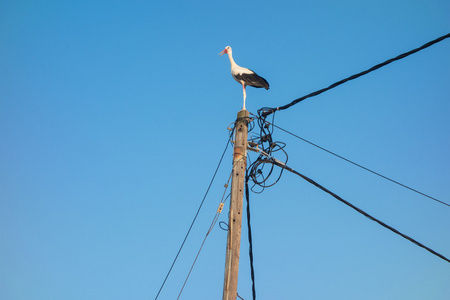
[219,46,269,110]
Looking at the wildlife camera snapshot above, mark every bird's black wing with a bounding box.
[235,71,270,89]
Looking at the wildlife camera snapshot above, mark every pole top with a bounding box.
[237,109,249,119]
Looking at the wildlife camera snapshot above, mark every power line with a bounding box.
[244,118,292,300]
[267,121,450,207]
[154,137,232,300]
[176,172,232,299]
[259,32,450,117]
[262,157,450,264]
[244,175,256,300]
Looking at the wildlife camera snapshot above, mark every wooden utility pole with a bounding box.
[222,109,249,300]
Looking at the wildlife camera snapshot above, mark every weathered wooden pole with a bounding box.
[222,109,249,300]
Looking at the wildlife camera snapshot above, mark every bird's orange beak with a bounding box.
[219,49,227,56]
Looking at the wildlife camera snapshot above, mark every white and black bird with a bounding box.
[220,46,269,110]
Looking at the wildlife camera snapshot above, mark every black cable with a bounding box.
[154,137,232,300]
[265,158,450,264]
[245,174,256,300]
[247,113,289,193]
[269,121,450,207]
[259,32,450,117]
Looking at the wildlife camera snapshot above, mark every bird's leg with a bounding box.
[242,83,247,110]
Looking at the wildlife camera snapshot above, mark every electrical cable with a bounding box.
[259,32,450,117]
[242,113,292,300]
[246,110,449,284]
[267,121,450,207]
[176,172,233,299]
[247,113,289,194]
[245,174,256,300]
[154,136,232,300]
[244,114,291,300]
[262,157,450,264]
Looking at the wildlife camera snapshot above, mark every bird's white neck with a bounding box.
[227,51,238,69]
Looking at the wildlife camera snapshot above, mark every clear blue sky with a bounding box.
[1,1,449,299]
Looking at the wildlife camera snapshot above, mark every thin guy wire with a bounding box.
[260,32,450,117]
[154,137,232,300]
[176,171,233,299]
[269,121,450,207]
